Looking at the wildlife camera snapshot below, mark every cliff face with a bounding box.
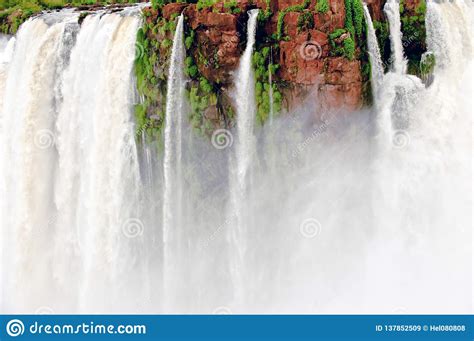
[166,0,365,114]
[0,0,426,139]
[134,0,426,139]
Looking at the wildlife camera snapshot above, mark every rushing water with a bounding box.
[363,3,384,102]
[384,0,407,74]
[0,8,145,313]
[0,2,473,314]
[228,9,259,306]
[162,13,185,310]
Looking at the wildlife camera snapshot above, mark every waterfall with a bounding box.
[425,0,473,72]
[0,8,144,313]
[362,3,394,150]
[162,13,186,310]
[384,0,407,74]
[229,9,259,305]
[0,0,472,315]
[362,4,384,101]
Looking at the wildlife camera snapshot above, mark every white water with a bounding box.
[363,4,384,101]
[0,8,145,313]
[228,9,259,305]
[162,14,186,310]
[0,1,473,314]
[384,0,407,74]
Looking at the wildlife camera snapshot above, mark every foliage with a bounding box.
[352,0,363,38]
[344,0,354,37]
[257,0,272,22]
[399,0,427,75]
[223,0,240,14]
[329,28,346,41]
[276,0,311,40]
[253,47,282,124]
[197,0,218,10]
[341,0,364,57]
[133,13,182,142]
[420,51,435,76]
[316,0,329,14]
[373,20,390,70]
[343,35,355,60]
[328,28,354,60]
[297,10,313,33]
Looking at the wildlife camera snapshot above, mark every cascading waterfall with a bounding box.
[0,7,145,313]
[0,34,15,304]
[0,0,472,315]
[384,0,407,74]
[162,13,186,310]
[362,4,384,102]
[363,3,395,151]
[365,1,422,150]
[228,8,259,305]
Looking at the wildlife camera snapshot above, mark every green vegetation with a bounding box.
[196,0,218,10]
[187,77,218,135]
[343,0,365,38]
[420,51,435,77]
[253,47,282,124]
[400,0,427,75]
[316,0,329,13]
[325,0,364,60]
[257,0,272,22]
[276,0,311,40]
[296,10,313,33]
[373,20,390,70]
[342,0,370,101]
[328,28,356,60]
[182,14,227,136]
[134,11,180,142]
[344,0,354,37]
[352,0,363,38]
[223,0,240,14]
[151,0,193,10]
[343,35,355,60]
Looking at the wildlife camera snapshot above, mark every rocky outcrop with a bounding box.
[158,0,366,118]
[366,0,386,21]
[134,0,426,138]
[184,5,241,84]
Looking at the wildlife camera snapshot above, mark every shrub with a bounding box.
[343,36,355,60]
[277,0,311,39]
[297,11,314,32]
[316,0,329,14]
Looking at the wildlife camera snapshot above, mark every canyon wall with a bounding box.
[0,0,426,138]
